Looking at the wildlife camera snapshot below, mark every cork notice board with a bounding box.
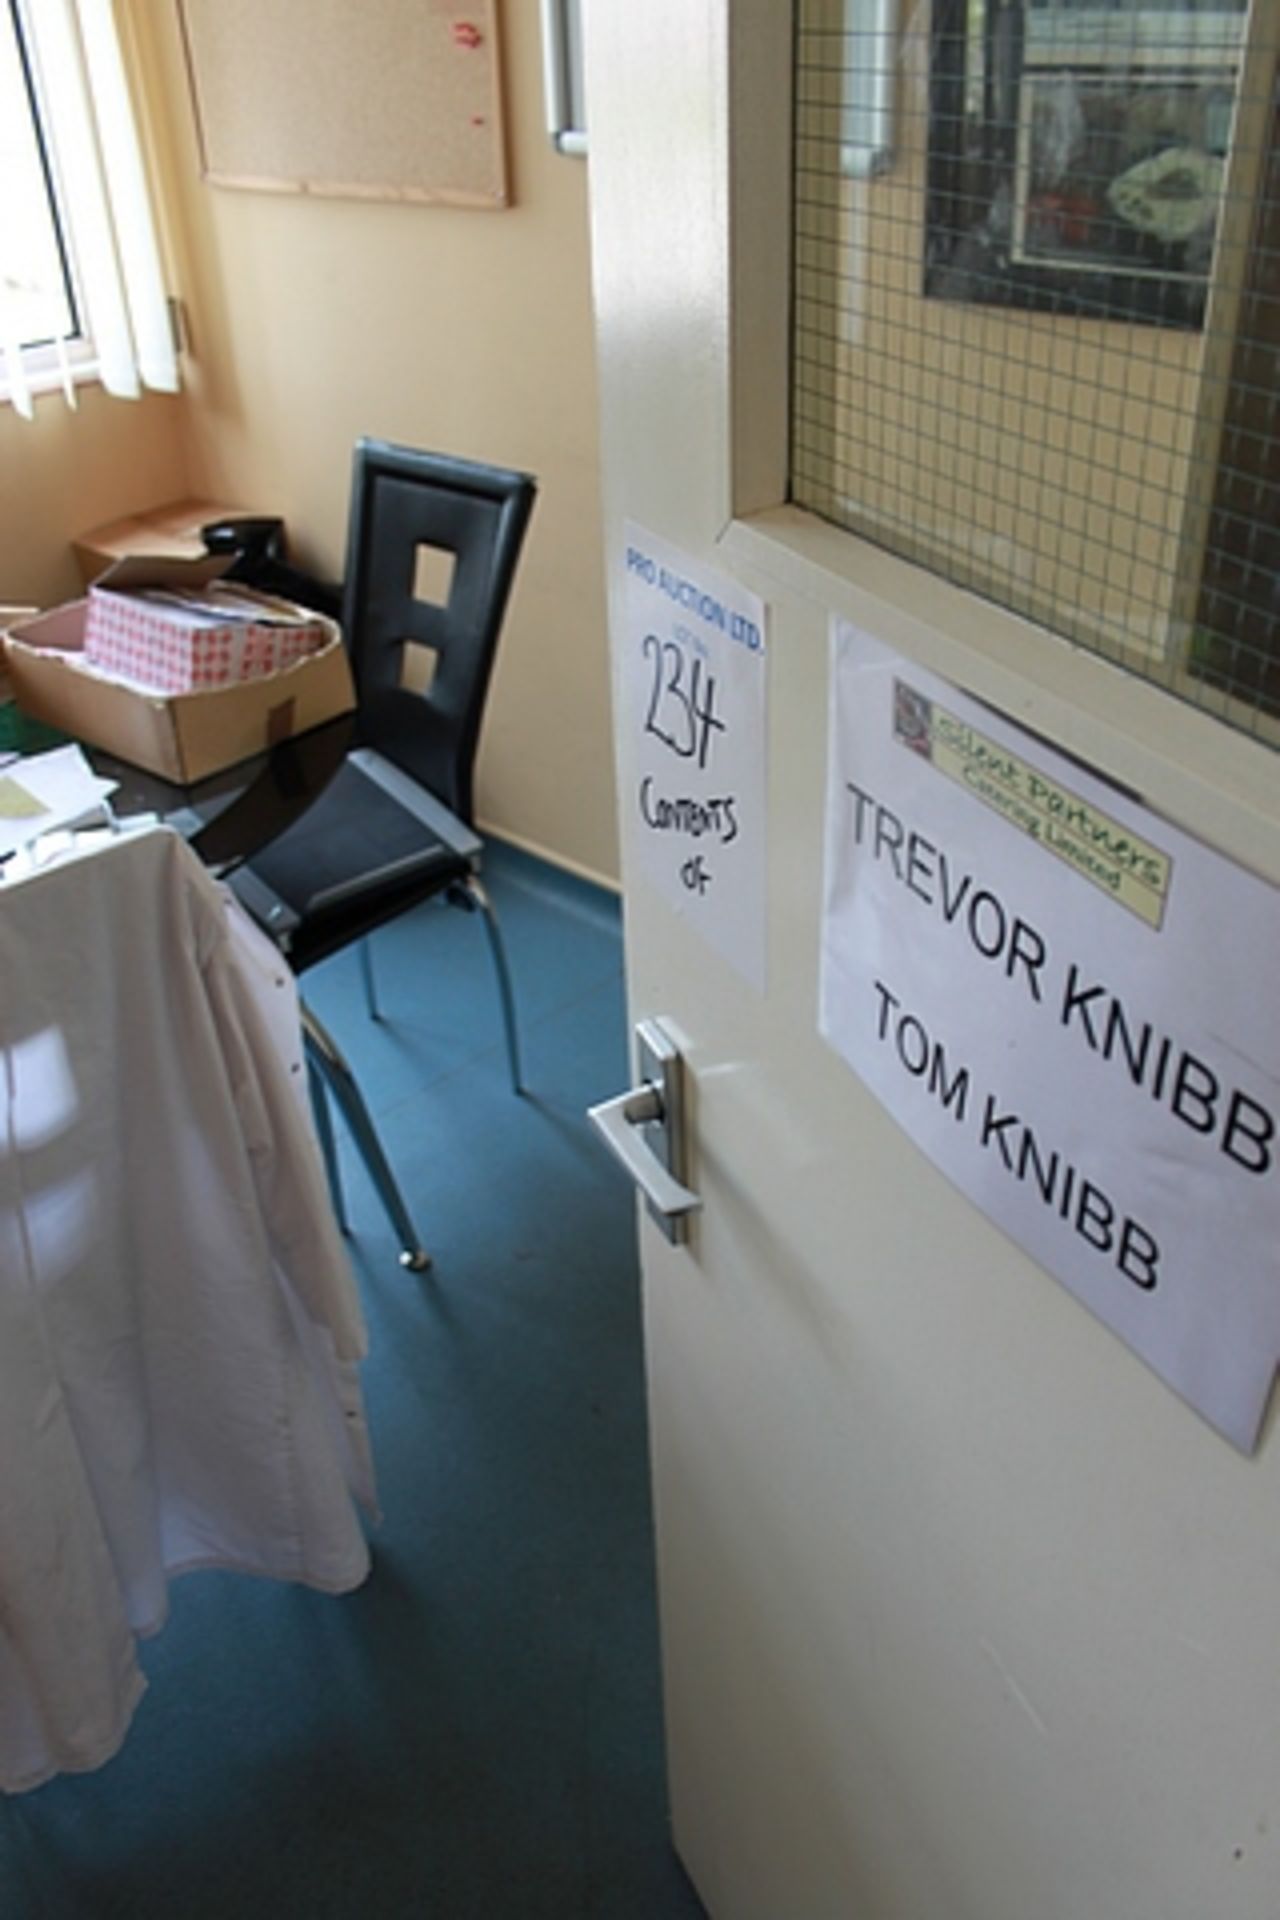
[178,0,507,209]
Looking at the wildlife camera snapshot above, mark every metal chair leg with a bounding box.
[459,874,524,1095]
[301,1002,431,1272]
[359,938,382,1021]
[307,1053,348,1233]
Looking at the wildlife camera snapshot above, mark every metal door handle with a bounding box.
[588,1019,701,1243]
[589,1084,701,1224]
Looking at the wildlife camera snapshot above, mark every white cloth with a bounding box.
[0,827,376,1794]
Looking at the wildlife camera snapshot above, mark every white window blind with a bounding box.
[1,0,178,419]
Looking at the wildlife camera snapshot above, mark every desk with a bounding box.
[0,703,354,873]
[8,709,430,1273]
[89,711,355,871]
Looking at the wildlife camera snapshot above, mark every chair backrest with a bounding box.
[341,440,537,823]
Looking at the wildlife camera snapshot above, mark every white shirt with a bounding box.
[0,827,376,1793]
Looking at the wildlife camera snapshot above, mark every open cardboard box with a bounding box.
[2,594,354,785]
[85,553,332,693]
[71,498,257,586]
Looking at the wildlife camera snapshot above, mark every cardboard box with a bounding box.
[2,598,354,785]
[72,499,256,586]
[84,556,330,694]
[0,608,38,716]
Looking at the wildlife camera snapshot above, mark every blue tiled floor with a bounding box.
[1,841,706,1920]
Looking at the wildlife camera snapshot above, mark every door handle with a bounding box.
[588,1018,701,1244]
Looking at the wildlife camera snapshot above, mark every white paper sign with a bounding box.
[0,746,118,861]
[621,524,767,990]
[821,622,1280,1452]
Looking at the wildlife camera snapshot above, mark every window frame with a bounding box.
[0,0,96,404]
[791,0,1280,749]
[2,0,180,414]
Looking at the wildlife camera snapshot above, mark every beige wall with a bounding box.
[0,385,187,610]
[1,2,616,885]
[137,1,615,885]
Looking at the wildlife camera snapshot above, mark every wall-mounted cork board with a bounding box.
[177,0,507,209]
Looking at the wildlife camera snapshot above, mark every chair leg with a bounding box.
[300,1002,431,1272]
[457,874,524,1095]
[307,1053,348,1234]
[359,938,382,1021]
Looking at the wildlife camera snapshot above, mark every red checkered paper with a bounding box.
[84,584,326,693]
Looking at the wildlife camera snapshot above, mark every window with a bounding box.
[0,2,81,381]
[793,0,1280,743]
[0,0,178,418]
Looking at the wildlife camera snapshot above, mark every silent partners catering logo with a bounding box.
[891,679,1172,930]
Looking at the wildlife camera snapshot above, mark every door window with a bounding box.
[793,0,1280,741]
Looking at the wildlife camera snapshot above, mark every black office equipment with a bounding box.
[230,440,538,1269]
[201,513,344,620]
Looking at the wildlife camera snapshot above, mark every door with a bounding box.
[584,6,1280,1917]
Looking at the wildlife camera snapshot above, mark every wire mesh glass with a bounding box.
[792,0,1280,741]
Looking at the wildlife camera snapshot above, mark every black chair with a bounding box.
[229,441,538,1270]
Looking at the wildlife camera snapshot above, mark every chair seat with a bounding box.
[242,760,473,971]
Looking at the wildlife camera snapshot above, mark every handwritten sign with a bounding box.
[621,524,767,990]
[821,622,1280,1453]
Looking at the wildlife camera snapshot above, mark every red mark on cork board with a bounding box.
[453,21,483,49]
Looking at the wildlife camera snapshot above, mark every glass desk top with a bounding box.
[87,713,356,872]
